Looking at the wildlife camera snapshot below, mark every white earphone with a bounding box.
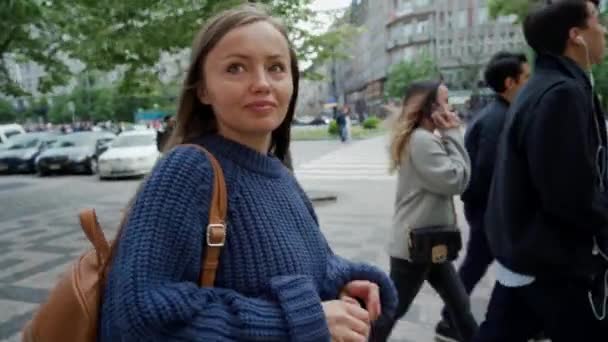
[576,35,596,86]
[577,35,586,45]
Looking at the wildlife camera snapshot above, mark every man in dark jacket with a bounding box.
[474,1,608,341]
[435,51,530,342]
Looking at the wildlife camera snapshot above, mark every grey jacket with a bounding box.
[389,127,471,260]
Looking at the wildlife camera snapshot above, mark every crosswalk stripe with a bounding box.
[295,136,395,181]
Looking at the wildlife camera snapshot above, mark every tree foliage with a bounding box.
[487,0,546,22]
[0,97,17,123]
[489,0,608,110]
[0,0,74,96]
[385,54,438,99]
[1,0,353,97]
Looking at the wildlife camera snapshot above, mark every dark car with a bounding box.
[0,132,60,174]
[309,114,332,126]
[36,131,116,176]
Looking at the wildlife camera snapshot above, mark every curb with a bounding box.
[306,191,338,203]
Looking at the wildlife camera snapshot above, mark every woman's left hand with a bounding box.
[339,280,382,321]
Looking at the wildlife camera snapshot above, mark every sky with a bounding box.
[306,0,352,34]
[310,0,352,12]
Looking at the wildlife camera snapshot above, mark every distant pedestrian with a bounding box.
[156,115,175,152]
[475,1,608,341]
[371,80,477,341]
[434,51,530,342]
[336,107,347,142]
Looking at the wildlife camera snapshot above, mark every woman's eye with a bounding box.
[269,63,286,73]
[227,64,245,74]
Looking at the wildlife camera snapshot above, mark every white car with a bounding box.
[98,130,160,179]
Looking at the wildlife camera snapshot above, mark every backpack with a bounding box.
[22,145,227,342]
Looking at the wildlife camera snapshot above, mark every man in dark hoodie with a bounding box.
[475,1,608,341]
[435,51,530,342]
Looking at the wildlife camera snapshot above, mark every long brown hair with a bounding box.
[103,4,298,276]
[164,4,299,161]
[389,80,442,173]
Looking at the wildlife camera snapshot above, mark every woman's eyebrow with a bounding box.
[223,53,286,60]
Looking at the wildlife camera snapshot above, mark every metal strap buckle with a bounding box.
[432,244,448,264]
[206,223,226,247]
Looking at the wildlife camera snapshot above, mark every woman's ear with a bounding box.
[197,85,209,105]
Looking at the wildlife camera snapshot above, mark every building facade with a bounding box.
[329,0,527,116]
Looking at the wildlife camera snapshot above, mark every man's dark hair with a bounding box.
[484,52,528,93]
[524,0,598,56]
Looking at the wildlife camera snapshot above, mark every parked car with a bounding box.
[36,131,116,176]
[308,114,332,125]
[0,132,60,174]
[98,130,160,179]
[0,124,26,149]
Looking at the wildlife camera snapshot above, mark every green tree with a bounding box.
[488,0,546,21]
[1,0,74,97]
[0,98,17,123]
[489,0,608,110]
[385,54,438,99]
[2,0,352,96]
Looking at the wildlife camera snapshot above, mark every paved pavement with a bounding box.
[296,136,497,341]
[0,137,498,341]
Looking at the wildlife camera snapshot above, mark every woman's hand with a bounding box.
[322,300,371,342]
[432,109,461,130]
[339,280,382,321]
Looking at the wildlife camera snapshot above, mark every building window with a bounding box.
[457,10,467,28]
[397,0,413,15]
[478,7,488,25]
[402,22,412,37]
[418,20,428,34]
[497,14,517,24]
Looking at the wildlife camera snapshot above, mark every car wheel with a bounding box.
[87,158,98,175]
[38,168,48,177]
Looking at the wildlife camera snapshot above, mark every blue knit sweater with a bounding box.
[99,134,397,341]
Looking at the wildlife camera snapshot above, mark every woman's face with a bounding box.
[199,21,293,143]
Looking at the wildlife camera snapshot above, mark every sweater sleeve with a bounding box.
[319,252,398,321]
[410,128,471,195]
[288,178,398,320]
[102,146,329,341]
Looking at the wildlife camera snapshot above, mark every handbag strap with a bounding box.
[181,144,228,287]
[450,196,458,226]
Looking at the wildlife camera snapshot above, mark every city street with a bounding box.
[0,136,496,342]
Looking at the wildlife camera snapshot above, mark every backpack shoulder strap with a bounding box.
[79,209,111,268]
[180,144,228,287]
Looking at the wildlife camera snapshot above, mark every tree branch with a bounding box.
[0,26,19,57]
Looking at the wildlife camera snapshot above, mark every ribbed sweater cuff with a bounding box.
[322,256,398,320]
[270,276,330,342]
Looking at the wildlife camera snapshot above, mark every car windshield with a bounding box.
[112,134,155,148]
[6,135,40,149]
[52,134,97,148]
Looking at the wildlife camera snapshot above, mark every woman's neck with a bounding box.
[420,118,436,132]
[217,127,271,155]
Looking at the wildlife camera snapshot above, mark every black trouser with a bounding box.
[473,278,608,342]
[371,257,478,341]
[441,214,493,322]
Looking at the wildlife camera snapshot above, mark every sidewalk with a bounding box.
[296,135,496,341]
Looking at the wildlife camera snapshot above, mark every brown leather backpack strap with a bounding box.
[78,209,111,267]
[180,144,228,287]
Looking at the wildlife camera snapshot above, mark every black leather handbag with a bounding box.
[409,225,462,264]
[408,199,462,264]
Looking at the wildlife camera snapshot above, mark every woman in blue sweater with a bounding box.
[99,4,397,341]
